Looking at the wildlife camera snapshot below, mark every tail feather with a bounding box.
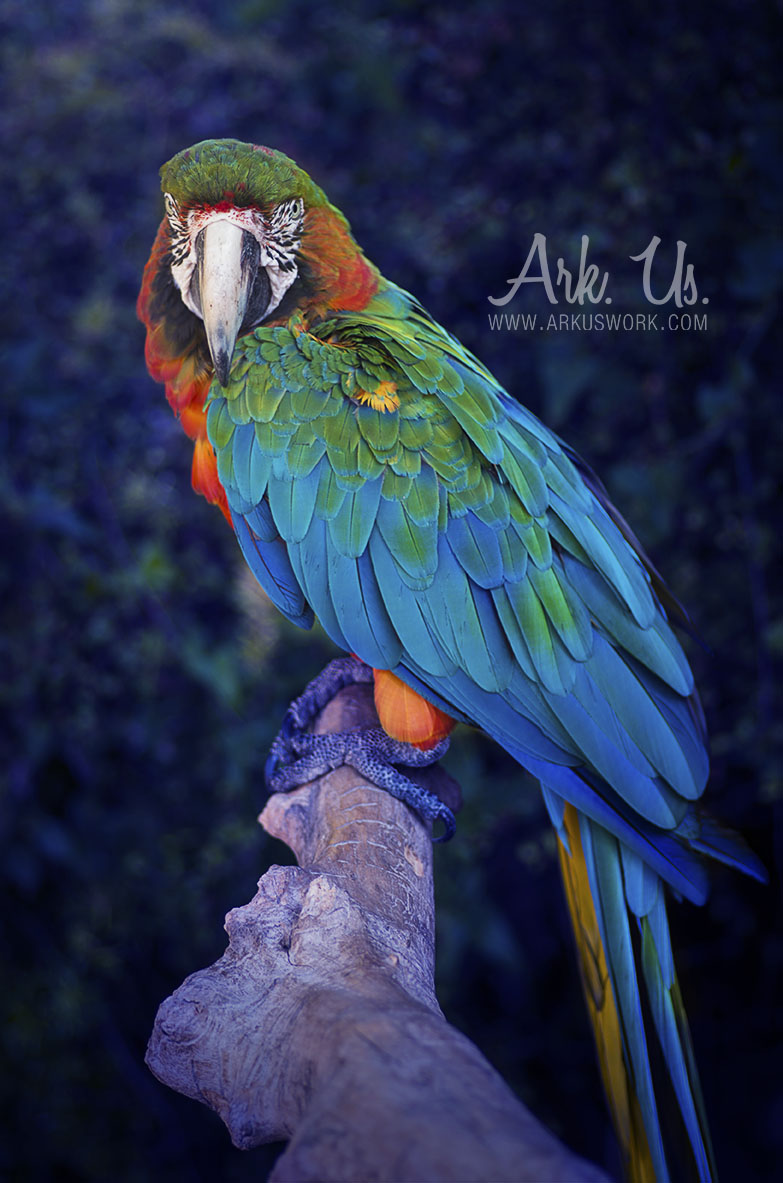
[556,803,718,1182]
[557,805,658,1183]
[640,916,717,1181]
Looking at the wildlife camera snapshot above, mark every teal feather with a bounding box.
[368,531,456,677]
[399,414,434,450]
[244,499,277,542]
[206,396,235,451]
[376,495,438,585]
[497,526,529,583]
[267,465,321,543]
[223,485,254,516]
[324,538,403,669]
[540,783,568,844]
[509,510,552,570]
[230,510,312,628]
[254,418,290,459]
[473,480,511,531]
[231,421,261,507]
[641,682,710,795]
[418,537,508,693]
[446,512,504,589]
[286,433,327,479]
[544,448,594,511]
[327,475,384,558]
[402,656,580,768]
[647,889,675,987]
[402,462,439,525]
[315,463,348,520]
[550,491,655,628]
[498,416,549,468]
[290,380,334,420]
[333,468,367,492]
[247,437,273,504]
[560,553,693,695]
[528,560,593,661]
[225,384,252,425]
[447,359,498,422]
[431,358,465,398]
[503,577,568,694]
[449,411,503,465]
[390,446,422,477]
[620,844,660,917]
[585,635,702,800]
[322,405,359,476]
[381,468,413,501]
[287,516,349,651]
[458,467,494,510]
[547,675,687,827]
[243,367,286,422]
[356,403,400,454]
[640,920,715,1181]
[490,586,539,683]
[471,583,515,690]
[215,434,235,490]
[502,442,549,517]
[356,436,386,480]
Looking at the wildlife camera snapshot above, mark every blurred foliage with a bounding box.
[0,0,780,1179]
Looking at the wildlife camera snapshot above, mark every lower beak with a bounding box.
[195,220,261,387]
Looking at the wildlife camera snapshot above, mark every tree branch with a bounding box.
[146,683,608,1182]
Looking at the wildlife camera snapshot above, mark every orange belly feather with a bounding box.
[372,668,456,750]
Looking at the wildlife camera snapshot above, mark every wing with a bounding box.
[208,282,761,1179]
[210,286,713,880]
[209,283,763,879]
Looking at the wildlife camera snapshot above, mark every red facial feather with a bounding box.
[138,220,230,522]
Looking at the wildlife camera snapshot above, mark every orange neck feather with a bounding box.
[299,206,379,317]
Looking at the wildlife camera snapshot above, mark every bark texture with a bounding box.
[146,683,608,1182]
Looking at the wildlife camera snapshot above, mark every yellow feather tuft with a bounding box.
[355,380,400,413]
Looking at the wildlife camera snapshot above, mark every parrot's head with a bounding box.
[146,139,378,387]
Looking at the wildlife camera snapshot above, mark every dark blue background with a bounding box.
[1,1,780,1178]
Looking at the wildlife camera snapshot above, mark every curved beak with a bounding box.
[195,220,261,387]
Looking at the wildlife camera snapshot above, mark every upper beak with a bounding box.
[195,220,261,387]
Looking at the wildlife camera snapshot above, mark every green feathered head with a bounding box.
[159,139,329,212]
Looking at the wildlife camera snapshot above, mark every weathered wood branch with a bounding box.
[146,683,608,1182]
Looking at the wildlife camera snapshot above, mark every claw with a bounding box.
[264,656,373,786]
[265,659,456,840]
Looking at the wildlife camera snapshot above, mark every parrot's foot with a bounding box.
[265,657,456,841]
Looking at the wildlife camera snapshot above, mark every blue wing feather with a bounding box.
[230,510,312,628]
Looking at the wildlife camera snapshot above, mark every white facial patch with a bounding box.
[164,193,304,324]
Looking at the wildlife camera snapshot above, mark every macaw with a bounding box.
[138,139,763,1181]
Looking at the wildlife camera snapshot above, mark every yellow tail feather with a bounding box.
[557,804,656,1183]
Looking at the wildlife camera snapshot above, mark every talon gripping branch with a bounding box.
[139,138,764,1182]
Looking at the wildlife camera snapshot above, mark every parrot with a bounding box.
[138,138,764,1182]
